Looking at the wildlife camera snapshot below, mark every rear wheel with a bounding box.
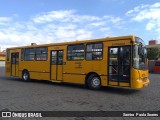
[87,74,101,90]
[22,70,30,82]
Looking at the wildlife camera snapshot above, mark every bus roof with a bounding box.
[7,35,136,49]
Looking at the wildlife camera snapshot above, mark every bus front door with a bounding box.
[108,46,131,87]
[51,50,63,81]
[11,52,19,77]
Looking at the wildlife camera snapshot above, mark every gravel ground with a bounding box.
[0,67,160,120]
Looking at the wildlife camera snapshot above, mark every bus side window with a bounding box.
[67,44,84,60]
[24,48,35,61]
[35,47,48,61]
[86,43,103,60]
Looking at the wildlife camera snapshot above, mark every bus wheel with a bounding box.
[22,70,30,82]
[87,74,101,90]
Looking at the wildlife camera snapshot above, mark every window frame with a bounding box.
[24,48,35,61]
[21,48,25,61]
[6,50,10,61]
[35,47,48,61]
[21,47,48,61]
[67,44,85,61]
[86,42,103,60]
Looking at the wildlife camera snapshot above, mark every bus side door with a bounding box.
[11,52,19,77]
[108,46,131,87]
[50,50,63,81]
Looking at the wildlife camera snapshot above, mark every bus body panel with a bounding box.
[131,68,149,88]
[63,74,85,84]
[29,72,50,80]
[5,61,11,77]
[5,35,150,89]
[18,61,50,80]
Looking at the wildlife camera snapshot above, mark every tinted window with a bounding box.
[35,47,48,60]
[24,48,35,60]
[86,43,103,60]
[22,47,48,61]
[67,44,84,60]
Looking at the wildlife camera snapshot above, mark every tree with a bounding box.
[147,47,160,60]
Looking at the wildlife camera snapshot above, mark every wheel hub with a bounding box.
[92,77,100,86]
[23,73,28,80]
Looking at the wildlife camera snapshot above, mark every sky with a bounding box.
[0,0,160,50]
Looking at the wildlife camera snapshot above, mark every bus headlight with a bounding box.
[136,78,143,82]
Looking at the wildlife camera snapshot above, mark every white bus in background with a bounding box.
[0,61,5,67]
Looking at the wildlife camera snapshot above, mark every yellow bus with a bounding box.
[5,35,149,89]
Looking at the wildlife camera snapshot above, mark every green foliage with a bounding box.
[147,47,160,60]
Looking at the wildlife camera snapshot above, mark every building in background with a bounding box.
[146,40,160,60]
[0,50,6,67]
[0,51,6,61]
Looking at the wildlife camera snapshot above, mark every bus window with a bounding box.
[133,37,148,70]
[51,51,57,64]
[35,47,48,60]
[109,47,118,81]
[119,46,130,79]
[86,43,103,60]
[109,48,118,65]
[67,44,84,60]
[24,48,35,61]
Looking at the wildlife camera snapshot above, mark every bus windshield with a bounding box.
[133,37,148,70]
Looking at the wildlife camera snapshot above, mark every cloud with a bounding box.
[0,17,12,25]
[89,22,106,27]
[32,10,123,24]
[126,2,160,22]
[32,10,75,23]
[126,2,160,39]
[32,10,102,24]
[0,10,124,49]
[125,4,149,16]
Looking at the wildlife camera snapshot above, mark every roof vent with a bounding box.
[31,43,37,46]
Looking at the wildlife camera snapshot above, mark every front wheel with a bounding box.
[22,70,30,82]
[87,74,101,90]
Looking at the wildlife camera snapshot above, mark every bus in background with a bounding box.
[154,60,160,73]
[148,60,155,73]
[5,35,149,90]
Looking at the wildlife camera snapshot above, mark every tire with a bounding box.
[22,70,30,82]
[87,74,101,90]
